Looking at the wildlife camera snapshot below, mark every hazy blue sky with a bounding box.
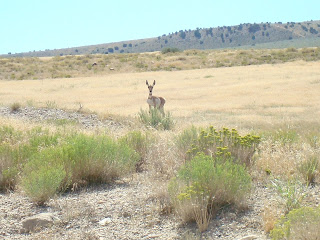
[1,0,319,54]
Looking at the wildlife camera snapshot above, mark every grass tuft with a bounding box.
[298,155,319,185]
[138,108,175,130]
[10,102,21,112]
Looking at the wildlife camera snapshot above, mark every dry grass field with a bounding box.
[1,60,319,130]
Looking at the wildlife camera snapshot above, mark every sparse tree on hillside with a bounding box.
[310,27,319,34]
[248,23,261,33]
[194,29,201,39]
[179,31,186,39]
[206,28,213,37]
[301,25,308,32]
[220,33,225,43]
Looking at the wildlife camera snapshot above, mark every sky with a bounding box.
[1,0,319,55]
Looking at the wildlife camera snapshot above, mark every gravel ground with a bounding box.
[1,106,319,239]
[0,173,270,240]
[0,106,123,130]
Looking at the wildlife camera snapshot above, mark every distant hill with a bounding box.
[3,20,320,57]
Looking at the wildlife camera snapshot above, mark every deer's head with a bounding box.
[146,80,156,95]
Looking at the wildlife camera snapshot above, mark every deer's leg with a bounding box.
[160,107,165,116]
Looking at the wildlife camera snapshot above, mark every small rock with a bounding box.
[237,235,260,240]
[21,213,59,233]
[98,217,112,226]
[147,234,160,239]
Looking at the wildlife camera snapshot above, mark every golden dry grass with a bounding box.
[1,60,319,130]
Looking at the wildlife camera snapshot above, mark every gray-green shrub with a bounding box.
[175,126,200,159]
[0,126,60,191]
[119,130,154,171]
[271,206,320,240]
[21,134,139,204]
[168,153,251,230]
[185,126,260,166]
[21,163,66,205]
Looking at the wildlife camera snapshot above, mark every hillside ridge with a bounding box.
[3,20,320,57]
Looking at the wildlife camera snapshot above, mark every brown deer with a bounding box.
[146,80,166,113]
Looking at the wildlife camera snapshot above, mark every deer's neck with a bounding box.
[148,93,153,99]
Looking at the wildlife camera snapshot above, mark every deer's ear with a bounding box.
[153,80,156,86]
[146,80,148,85]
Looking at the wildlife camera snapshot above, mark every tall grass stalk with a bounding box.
[271,178,306,214]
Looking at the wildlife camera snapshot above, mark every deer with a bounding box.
[146,80,166,114]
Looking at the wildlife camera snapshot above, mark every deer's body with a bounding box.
[146,80,165,112]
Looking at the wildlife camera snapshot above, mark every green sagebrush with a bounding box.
[20,133,139,204]
[271,206,320,240]
[168,153,251,230]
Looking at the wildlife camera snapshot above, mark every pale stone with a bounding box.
[237,235,260,240]
[98,217,112,226]
[21,213,59,233]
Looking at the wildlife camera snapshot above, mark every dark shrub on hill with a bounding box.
[161,47,181,54]
[194,29,201,39]
[249,23,261,33]
[179,31,186,39]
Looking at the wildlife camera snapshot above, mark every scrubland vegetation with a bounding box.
[0,47,320,80]
[1,108,320,238]
[1,47,320,238]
